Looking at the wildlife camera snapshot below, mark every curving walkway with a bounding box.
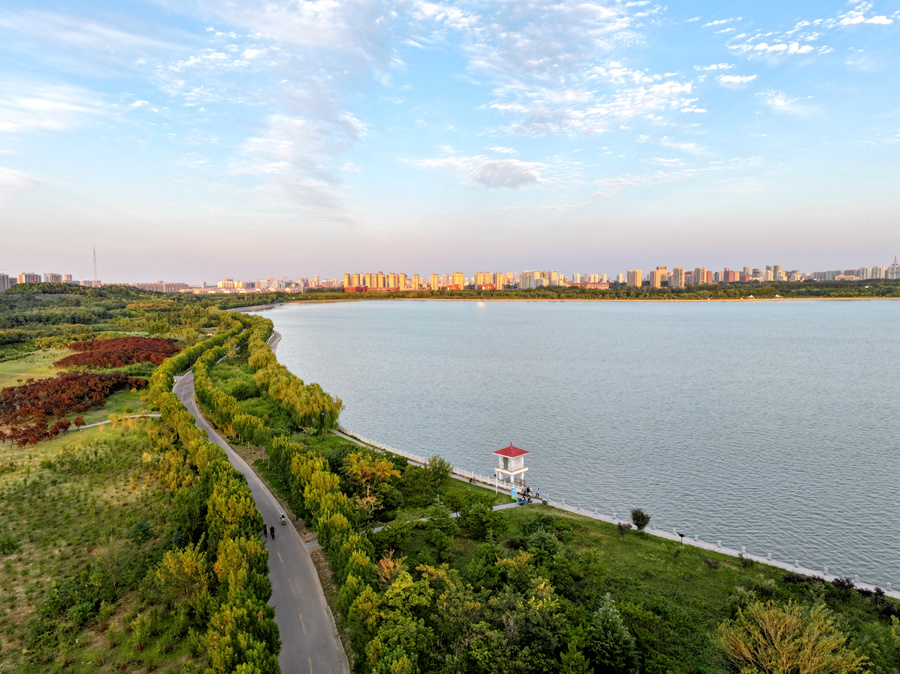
[173,372,349,674]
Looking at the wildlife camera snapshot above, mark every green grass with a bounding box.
[0,420,202,674]
[0,349,68,389]
[76,390,148,426]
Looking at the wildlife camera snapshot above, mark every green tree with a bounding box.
[585,593,639,674]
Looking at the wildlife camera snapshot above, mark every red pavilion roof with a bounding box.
[494,444,529,458]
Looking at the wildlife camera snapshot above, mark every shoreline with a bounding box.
[337,424,900,600]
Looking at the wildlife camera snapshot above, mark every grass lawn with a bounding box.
[0,349,68,388]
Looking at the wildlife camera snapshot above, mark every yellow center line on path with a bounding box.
[299,612,306,634]
[288,578,296,596]
[309,657,314,674]
[277,551,283,564]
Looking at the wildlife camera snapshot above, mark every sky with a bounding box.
[1,0,898,284]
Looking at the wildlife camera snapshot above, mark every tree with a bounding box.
[630,508,650,531]
[716,601,867,674]
[424,455,452,491]
[585,593,639,674]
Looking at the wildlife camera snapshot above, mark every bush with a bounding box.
[526,529,562,559]
[0,534,20,556]
[630,508,650,531]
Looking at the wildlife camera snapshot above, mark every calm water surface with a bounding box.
[256,300,900,586]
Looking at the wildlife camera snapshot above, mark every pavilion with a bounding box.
[494,444,529,485]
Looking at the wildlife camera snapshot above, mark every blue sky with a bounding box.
[1,0,898,283]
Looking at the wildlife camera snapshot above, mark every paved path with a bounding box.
[173,373,349,674]
[73,413,161,430]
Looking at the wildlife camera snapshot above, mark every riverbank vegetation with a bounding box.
[0,288,281,672]
[197,312,900,673]
[2,285,898,673]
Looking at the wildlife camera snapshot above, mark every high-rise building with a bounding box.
[343,273,350,287]
[671,268,685,288]
[430,274,439,291]
[626,270,642,287]
[886,258,900,280]
[44,273,62,283]
[0,274,9,292]
[451,272,465,287]
[18,272,40,284]
[693,267,707,285]
[648,268,664,288]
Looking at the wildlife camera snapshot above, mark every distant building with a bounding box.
[626,269,642,287]
[0,273,9,292]
[671,267,685,288]
[887,259,900,280]
[44,273,62,283]
[133,281,190,293]
[18,272,40,284]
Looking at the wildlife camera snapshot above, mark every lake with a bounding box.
[254,299,900,587]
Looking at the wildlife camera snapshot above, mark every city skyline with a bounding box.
[3,257,899,293]
[1,1,899,281]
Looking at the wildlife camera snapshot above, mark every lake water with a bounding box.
[255,299,900,587]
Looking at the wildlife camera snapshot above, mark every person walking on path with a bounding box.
[262,524,268,539]
[270,525,275,540]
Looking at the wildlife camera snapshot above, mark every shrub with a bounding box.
[0,534,20,556]
[630,508,650,531]
[526,529,562,559]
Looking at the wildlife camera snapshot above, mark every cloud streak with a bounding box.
[416,153,545,189]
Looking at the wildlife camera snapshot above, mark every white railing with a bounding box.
[335,425,898,599]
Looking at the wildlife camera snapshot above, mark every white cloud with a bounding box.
[703,18,740,28]
[487,146,518,155]
[406,1,697,137]
[0,82,111,134]
[649,157,684,167]
[694,63,734,71]
[759,90,816,116]
[717,74,757,87]
[174,0,395,66]
[416,155,544,189]
[659,136,708,155]
[231,112,366,215]
[838,3,893,26]
[593,157,758,197]
[0,166,39,198]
